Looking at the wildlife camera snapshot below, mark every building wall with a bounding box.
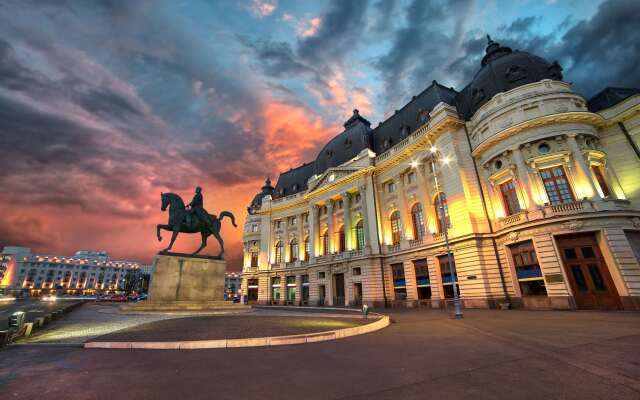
[241,81,640,311]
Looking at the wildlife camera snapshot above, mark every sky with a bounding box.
[1,0,638,270]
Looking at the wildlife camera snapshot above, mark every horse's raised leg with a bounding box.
[213,228,224,259]
[162,229,179,252]
[192,230,208,255]
[157,224,171,242]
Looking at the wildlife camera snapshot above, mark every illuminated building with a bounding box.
[224,272,241,300]
[241,37,640,311]
[0,247,141,295]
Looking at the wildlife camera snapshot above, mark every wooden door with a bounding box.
[334,273,345,306]
[557,234,622,310]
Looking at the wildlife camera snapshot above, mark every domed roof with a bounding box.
[313,109,372,175]
[248,177,275,214]
[456,35,563,120]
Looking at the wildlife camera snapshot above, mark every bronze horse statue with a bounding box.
[156,192,236,257]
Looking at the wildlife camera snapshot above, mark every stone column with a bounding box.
[308,204,318,261]
[326,269,334,306]
[403,260,418,302]
[283,217,289,264]
[295,274,302,305]
[326,200,335,254]
[511,146,537,211]
[359,182,380,254]
[567,134,599,200]
[341,192,352,251]
[297,213,304,261]
[397,173,411,241]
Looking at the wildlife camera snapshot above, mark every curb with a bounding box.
[84,315,390,350]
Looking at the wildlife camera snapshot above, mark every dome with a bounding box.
[248,178,275,214]
[456,35,563,120]
[314,109,372,175]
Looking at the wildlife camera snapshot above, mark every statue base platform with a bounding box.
[122,254,250,312]
[121,301,251,312]
[149,253,226,302]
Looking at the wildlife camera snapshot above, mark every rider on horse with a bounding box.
[186,186,213,229]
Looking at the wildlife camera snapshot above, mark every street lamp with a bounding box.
[429,146,463,319]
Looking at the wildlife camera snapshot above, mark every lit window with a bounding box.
[338,226,346,253]
[510,241,546,296]
[303,236,310,261]
[500,180,521,216]
[321,230,330,255]
[438,254,458,299]
[355,220,365,250]
[540,166,574,205]
[274,241,283,264]
[411,203,425,240]
[390,211,401,245]
[289,239,299,262]
[413,259,431,299]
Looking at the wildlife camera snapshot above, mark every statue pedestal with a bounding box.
[123,253,249,312]
[149,253,225,302]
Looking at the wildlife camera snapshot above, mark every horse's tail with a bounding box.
[219,211,237,227]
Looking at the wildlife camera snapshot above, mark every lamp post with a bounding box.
[429,146,463,319]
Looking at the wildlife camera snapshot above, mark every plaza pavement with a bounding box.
[1,308,640,399]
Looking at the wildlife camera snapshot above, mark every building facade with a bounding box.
[0,247,143,296]
[241,37,640,311]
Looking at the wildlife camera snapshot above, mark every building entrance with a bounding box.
[353,282,362,306]
[557,233,622,310]
[333,273,345,306]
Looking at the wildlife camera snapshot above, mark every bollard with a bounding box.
[34,317,45,328]
[23,322,34,337]
[8,311,26,333]
[44,314,52,324]
[0,330,9,348]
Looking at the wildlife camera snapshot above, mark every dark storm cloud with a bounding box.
[374,0,639,108]
[373,0,473,108]
[297,0,370,65]
[239,38,314,78]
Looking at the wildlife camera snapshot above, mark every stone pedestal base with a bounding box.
[148,253,225,302]
[122,254,251,312]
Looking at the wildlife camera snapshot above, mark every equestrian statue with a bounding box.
[156,187,236,258]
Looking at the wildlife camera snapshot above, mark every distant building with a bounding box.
[241,37,640,311]
[0,247,141,295]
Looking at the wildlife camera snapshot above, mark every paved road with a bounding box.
[1,309,640,400]
[0,299,82,331]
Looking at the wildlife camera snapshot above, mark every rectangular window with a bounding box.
[591,165,611,197]
[500,180,521,216]
[250,252,259,268]
[391,263,406,300]
[540,166,575,205]
[286,276,296,302]
[510,240,547,296]
[438,254,458,299]
[318,271,325,279]
[275,220,282,229]
[352,267,362,276]
[290,216,297,226]
[387,181,396,193]
[355,193,361,203]
[413,259,431,299]
[407,172,416,185]
[302,213,309,223]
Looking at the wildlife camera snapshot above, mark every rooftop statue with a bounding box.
[157,187,236,258]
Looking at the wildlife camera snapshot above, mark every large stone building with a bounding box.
[0,247,144,296]
[240,37,640,311]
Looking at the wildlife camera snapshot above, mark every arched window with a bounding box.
[322,230,330,256]
[434,192,451,233]
[274,241,283,264]
[355,220,365,250]
[289,238,299,262]
[303,236,310,261]
[390,211,401,245]
[338,225,346,253]
[411,203,425,240]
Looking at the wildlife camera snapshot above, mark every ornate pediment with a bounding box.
[307,167,362,193]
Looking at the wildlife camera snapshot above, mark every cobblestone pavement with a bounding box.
[2,309,640,400]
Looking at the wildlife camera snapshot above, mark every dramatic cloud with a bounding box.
[0,0,637,269]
